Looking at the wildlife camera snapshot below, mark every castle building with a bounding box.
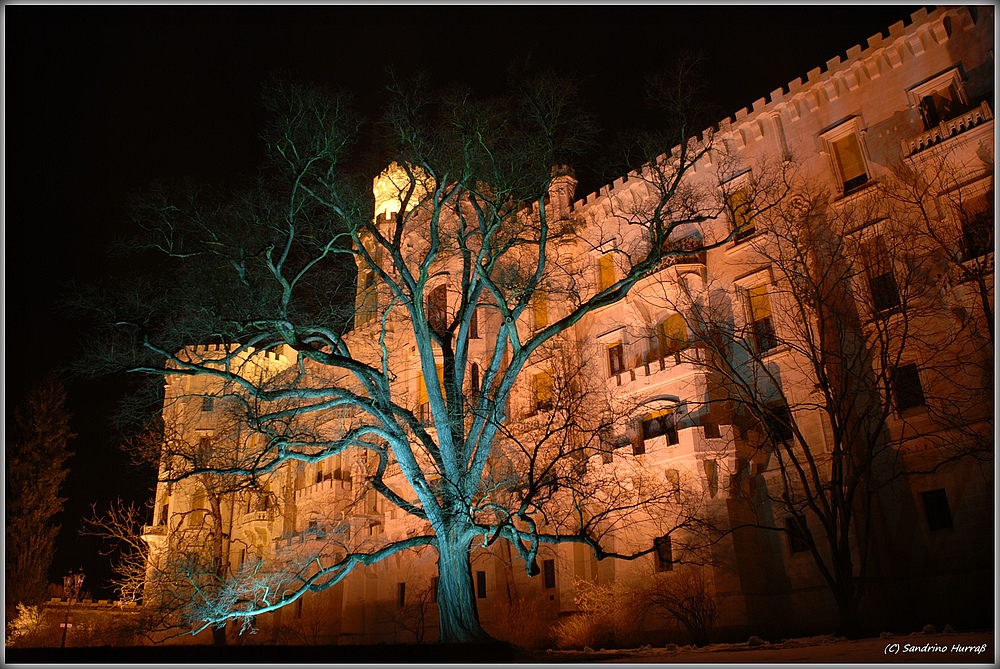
[142,6,993,645]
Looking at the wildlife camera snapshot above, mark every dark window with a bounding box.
[654,536,673,572]
[159,503,169,526]
[918,83,965,130]
[765,404,794,445]
[784,515,812,554]
[866,235,900,313]
[296,598,303,619]
[469,363,480,401]
[641,412,678,445]
[201,396,214,412]
[608,343,625,377]
[703,422,721,439]
[922,489,954,531]
[892,364,926,411]
[431,576,439,603]
[397,583,406,608]
[869,272,901,313]
[476,571,487,599]
[469,306,479,339]
[427,284,448,333]
[543,559,556,589]
[962,202,994,261]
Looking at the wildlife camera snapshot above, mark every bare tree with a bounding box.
[660,158,993,636]
[77,70,733,643]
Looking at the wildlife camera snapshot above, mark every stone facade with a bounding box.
[143,6,993,645]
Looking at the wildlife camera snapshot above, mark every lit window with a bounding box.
[654,536,673,571]
[532,292,548,330]
[747,284,777,353]
[597,252,615,291]
[727,185,756,241]
[892,364,926,412]
[831,133,868,192]
[417,365,444,423]
[532,370,553,413]
[657,314,688,360]
[921,489,954,531]
[784,515,812,554]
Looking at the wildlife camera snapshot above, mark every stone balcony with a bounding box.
[141,524,168,543]
[901,100,993,157]
[237,510,275,526]
[607,346,707,395]
[295,476,354,503]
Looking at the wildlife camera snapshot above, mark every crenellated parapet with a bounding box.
[570,6,986,211]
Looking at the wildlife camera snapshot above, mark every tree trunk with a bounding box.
[834,591,863,639]
[434,527,492,643]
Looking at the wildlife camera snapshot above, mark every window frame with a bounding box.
[784,514,813,554]
[654,535,673,572]
[907,68,969,131]
[820,118,872,195]
[891,363,927,413]
[543,559,556,589]
[921,488,954,532]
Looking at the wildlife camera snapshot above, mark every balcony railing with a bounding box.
[238,510,274,526]
[141,524,167,537]
[609,347,706,390]
[901,100,993,157]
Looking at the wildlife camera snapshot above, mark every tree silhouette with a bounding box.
[6,373,74,616]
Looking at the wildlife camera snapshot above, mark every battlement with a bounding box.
[571,6,971,211]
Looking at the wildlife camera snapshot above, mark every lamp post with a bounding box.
[59,568,85,649]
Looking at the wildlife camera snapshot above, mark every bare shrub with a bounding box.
[645,568,719,646]
[552,579,652,649]
[490,597,549,649]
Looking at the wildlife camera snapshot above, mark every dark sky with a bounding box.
[5,4,922,599]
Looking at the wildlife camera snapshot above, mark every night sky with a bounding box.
[6,4,921,600]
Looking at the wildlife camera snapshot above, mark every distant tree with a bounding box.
[5,373,74,616]
[76,67,732,643]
